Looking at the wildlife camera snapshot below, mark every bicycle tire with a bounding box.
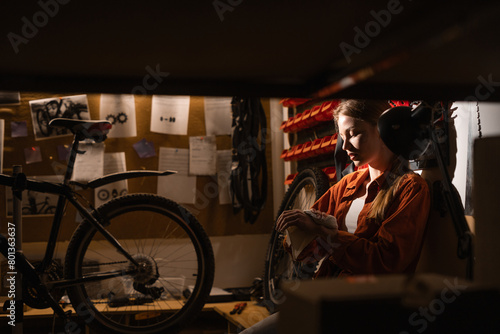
[263,168,330,313]
[64,194,215,334]
[22,206,34,215]
[43,206,57,214]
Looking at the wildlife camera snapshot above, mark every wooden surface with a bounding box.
[213,301,270,329]
[0,299,270,330]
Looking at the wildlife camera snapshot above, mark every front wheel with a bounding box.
[64,194,215,334]
[263,168,330,313]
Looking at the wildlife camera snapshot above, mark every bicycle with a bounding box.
[263,168,330,313]
[36,98,89,136]
[0,118,215,334]
[21,192,57,215]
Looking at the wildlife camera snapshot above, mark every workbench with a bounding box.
[0,299,270,333]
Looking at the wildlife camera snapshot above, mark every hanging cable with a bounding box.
[230,97,268,224]
[476,100,482,139]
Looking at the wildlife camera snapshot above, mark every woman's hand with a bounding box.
[276,209,324,235]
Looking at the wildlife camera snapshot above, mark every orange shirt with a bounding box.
[300,168,430,277]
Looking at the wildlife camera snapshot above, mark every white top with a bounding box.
[345,197,365,233]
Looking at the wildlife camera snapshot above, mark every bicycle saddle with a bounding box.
[49,118,112,142]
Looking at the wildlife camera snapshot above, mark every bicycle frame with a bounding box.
[0,131,175,319]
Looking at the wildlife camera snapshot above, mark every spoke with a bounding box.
[150,223,183,259]
[70,197,211,332]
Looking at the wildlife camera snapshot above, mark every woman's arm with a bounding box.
[276,174,355,263]
[276,209,339,264]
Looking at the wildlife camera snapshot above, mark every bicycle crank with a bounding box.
[23,260,65,309]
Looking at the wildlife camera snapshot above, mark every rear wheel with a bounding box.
[65,194,214,334]
[263,168,330,312]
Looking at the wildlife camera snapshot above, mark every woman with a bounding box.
[241,99,431,333]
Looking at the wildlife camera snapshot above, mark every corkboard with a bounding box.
[0,92,274,242]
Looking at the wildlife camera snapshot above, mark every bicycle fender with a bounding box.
[73,170,177,189]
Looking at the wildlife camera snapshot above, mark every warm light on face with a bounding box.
[337,114,383,167]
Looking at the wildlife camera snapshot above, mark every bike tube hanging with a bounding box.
[230,97,268,224]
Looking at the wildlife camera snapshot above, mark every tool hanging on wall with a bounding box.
[476,100,482,139]
[230,97,268,224]
[378,101,474,280]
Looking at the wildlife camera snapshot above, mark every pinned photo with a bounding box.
[29,94,90,140]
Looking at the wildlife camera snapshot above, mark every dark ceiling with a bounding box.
[1,0,500,101]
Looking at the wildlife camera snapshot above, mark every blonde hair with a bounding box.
[334,99,391,126]
[334,99,410,222]
[368,158,410,222]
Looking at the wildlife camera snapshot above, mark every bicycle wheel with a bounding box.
[22,206,34,215]
[263,168,330,312]
[65,194,214,334]
[43,206,57,214]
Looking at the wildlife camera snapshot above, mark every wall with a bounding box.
[0,92,275,242]
[0,92,277,289]
[452,101,500,212]
[416,101,500,278]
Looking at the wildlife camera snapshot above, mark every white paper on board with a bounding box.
[204,97,232,135]
[100,94,137,138]
[189,136,217,175]
[102,152,127,175]
[5,175,63,216]
[151,95,190,135]
[157,147,196,204]
[71,142,105,182]
[95,152,128,207]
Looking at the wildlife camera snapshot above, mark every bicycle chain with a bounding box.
[81,260,128,267]
[80,260,133,305]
